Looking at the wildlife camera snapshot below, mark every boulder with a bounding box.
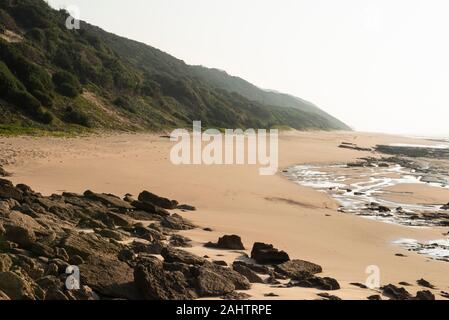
[415,290,435,300]
[161,247,206,265]
[0,179,22,201]
[177,204,196,211]
[170,234,192,248]
[290,271,340,291]
[161,214,196,230]
[417,278,435,289]
[193,267,239,297]
[274,259,323,278]
[3,224,36,248]
[134,260,196,300]
[138,191,179,209]
[251,242,290,265]
[80,255,141,300]
[233,260,270,275]
[60,231,123,260]
[0,271,37,299]
[83,190,133,211]
[0,254,13,272]
[232,264,264,283]
[131,201,170,216]
[381,284,412,300]
[205,235,245,250]
[96,229,125,241]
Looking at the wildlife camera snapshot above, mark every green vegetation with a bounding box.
[0,0,350,135]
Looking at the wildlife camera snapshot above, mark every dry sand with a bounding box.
[1,130,449,300]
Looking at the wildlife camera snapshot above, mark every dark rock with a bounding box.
[161,247,206,265]
[3,224,36,248]
[0,179,23,201]
[317,293,342,300]
[177,204,196,211]
[251,242,290,265]
[80,255,141,300]
[233,260,270,275]
[415,290,435,300]
[350,282,368,289]
[60,231,123,260]
[213,260,228,266]
[0,271,38,299]
[367,295,382,300]
[69,255,84,265]
[264,292,279,297]
[398,281,412,286]
[192,264,250,297]
[96,229,125,241]
[417,278,435,289]
[138,191,179,210]
[381,284,411,300]
[274,259,322,278]
[131,201,170,216]
[0,254,13,272]
[205,235,245,250]
[134,260,196,300]
[161,214,196,230]
[440,291,449,299]
[118,249,135,262]
[83,190,133,211]
[203,228,213,232]
[130,241,165,255]
[96,211,133,228]
[290,271,340,291]
[170,234,192,248]
[232,264,264,284]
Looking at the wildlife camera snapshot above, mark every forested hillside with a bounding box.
[0,0,350,133]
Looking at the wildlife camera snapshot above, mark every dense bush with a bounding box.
[52,71,81,97]
[63,106,91,127]
[32,89,53,107]
[0,41,53,94]
[114,96,136,114]
[26,28,45,43]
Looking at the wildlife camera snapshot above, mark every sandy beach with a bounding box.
[2,130,449,300]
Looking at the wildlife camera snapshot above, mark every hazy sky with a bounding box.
[47,0,449,136]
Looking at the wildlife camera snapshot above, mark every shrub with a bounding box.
[32,90,53,107]
[57,82,79,98]
[63,106,91,127]
[114,96,136,114]
[34,107,54,124]
[11,90,42,113]
[26,28,45,43]
[53,71,81,97]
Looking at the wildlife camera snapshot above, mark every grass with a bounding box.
[0,124,90,137]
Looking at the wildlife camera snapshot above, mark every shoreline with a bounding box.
[1,130,449,300]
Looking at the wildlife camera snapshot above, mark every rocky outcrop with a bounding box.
[289,271,340,291]
[138,191,178,210]
[205,235,245,250]
[232,264,264,284]
[274,259,322,278]
[134,260,196,300]
[0,174,346,300]
[251,242,290,265]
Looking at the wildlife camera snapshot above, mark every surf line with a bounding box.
[170,121,279,176]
